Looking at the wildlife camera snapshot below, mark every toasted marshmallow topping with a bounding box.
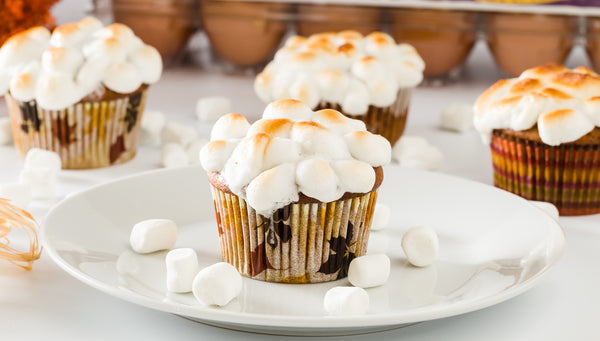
[254,31,424,115]
[0,17,162,110]
[200,99,392,216]
[474,63,600,145]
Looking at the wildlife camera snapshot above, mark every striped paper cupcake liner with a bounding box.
[5,89,147,169]
[210,185,378,283]
[316,88,412,147]
[490,130,600,216]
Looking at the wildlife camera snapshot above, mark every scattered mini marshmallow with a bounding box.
[401,225,439,267]
[323,286,369,316]
[140,110,166,146]
[440,102,474,133]
[0,182,31,208]
[529,200,560,221]
[161,143,189,168]
[130,218,177,254]
[166,248,199,293]
[370,203,390,231]
[19,168,57,200]
[0,117,12,145]
[393,136,443,171]
[23,148,62,173]
[161,121,198,148]
[196,96,233,122]
[192,262,242,306]
[185,138,209,164]
[348,254,391,288]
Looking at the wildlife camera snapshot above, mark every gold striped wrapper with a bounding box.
[490,130,600,216]
[210,185,378,283]
[316,88,412,147]
[5,89,147,169]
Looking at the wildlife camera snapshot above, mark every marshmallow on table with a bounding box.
[130,218,177,254]
[323,286,369,316]
[140,110,166,146]
[440,102,474,133]
[161,121,198,148]
[19,149,62,200]
[192,262,242,306]
[0,182,31,208]
[529,200,560,221]
[348,254,391,288]
[0,117,12,145]
[23,148,62,173]
[161,143,189,168]
[196,96,233,122]
[185,138,209,165]
[393,135,443,171]
[370,203,390,231]
[166,248,199,293]
[401,225,439,267]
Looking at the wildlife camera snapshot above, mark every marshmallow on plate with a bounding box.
[185,138,208,165]
[393,135,443,171]
[192,262,242,306]
[161,121,198,147]
[166,248,199,293]
[196,96,232,122]
[348,254,391,288]
[401,225,439,267]
[440,102,474,133]
[370,203,390,231]
[19,148,62,200]
[0,182,31,208]
[161,143,189,168]
[140,110,166,146]
[0,117,12,145]
[23,148,62,173]
[130,218,177,254]
[324,286,369,316]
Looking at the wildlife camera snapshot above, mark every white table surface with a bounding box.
[1,41,599,340]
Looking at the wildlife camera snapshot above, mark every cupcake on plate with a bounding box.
[200,99,391,283]
[254,31,424,146]
[0,17,162,169]
[474,63,600,216]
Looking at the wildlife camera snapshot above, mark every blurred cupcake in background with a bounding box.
[0,17,162,168]
[389,8,478,83]
[585,16,600,72]
[296,4,382,36]
[486,12,576,77]
[200,0,290,69]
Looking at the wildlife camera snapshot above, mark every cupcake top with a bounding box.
[254,31,424,115]
[200,99,391,216]
[474,63,600,146]
[0,17,162,110]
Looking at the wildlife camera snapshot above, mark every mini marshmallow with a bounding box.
[440,102,474,133]
[0,182,31,208]
[192,262,242,306]
[210,113,250,141]
[348,254,391,288]
[529,200,560,221]
[130,218,177,254]
[370,203,390,231]
[19,168,57,200]
[402,225,439,267]
[161,121,198,147]
[23,148,62,173]
[185,138,208,164]
[323,286,369,316]
[140,110,166,146]
[166,248,199,293]
[393,136,443,171]
[392,135,429,162]
[161,143,189,168]
[0,117,12,145]
[196,96,233,122]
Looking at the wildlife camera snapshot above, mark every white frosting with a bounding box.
[200,99,391,216]
[0,17,162,110]
[474,64,600,145]
[254,31,424,115]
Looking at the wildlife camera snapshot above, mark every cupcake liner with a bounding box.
[316,88,412,146]
[210,185,378,283]
[490,130,600,216]
[6,89,147,169]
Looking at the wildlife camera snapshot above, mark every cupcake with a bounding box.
[254,31,424,146]
[474,63,600,216]
[486,12,576,77]
[585,16,600,72]
[296,4,382,36]
[0,17,162,169]
[199,99,391,283]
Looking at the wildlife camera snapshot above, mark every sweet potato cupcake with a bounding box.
[254,31,424,146]
[0,17,162,169]
[474,63,600,216]
[199,99,391,283]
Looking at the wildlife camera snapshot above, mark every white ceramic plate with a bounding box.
[42,165,564,336]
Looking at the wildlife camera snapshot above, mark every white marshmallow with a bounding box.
[402,226,439,267]
[440,102,474,133]
[296,158,340,202]
[129,45,162,84]
[185,138,209,164]
[323,286,369,316]
[19,168,57,200]
[166,248,199,293]
[0,117,13,145]
[247,163,299,216]
[330,160,375,194]
[0,182,31,208]
[399,144,444,171]
[196,96,233,122]
[370,203,390,231]
[210,113,250,141]
[347,254,391,288]
[130,219,177,254]
[344,131,391,167]
[392,135,429,162]
[161,122,198,147]
[291,121,350,160]
[161,143,189,168]
[342,79,370,115]
[102,61,143,93]
[140,110,166,146]
[263,99,313,121]
[192,262,243,306]
[200,140,239,172]
[529,200,560,221]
